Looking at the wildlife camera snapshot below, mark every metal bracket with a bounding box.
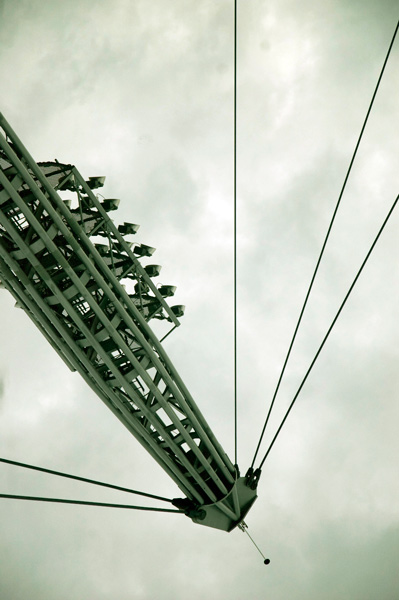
[178,476,258,532]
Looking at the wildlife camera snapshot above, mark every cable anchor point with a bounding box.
[245,467,262,490]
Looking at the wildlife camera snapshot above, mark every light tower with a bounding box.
[0,113,259,531]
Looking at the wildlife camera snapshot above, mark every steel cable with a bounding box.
[0,494,183,513]
[233,0,238,466]
[250,19,399,469]
[258,192,399,468]
[0,457,175,503]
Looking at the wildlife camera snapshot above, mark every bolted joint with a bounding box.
[172,497,205,520]
[245,467,262,490]
[188,508,207,520]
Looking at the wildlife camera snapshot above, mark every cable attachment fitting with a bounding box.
[172,497,206,520]
[245,467,262,490]
[237,520,247,533]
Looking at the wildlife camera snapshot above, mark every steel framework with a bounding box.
[0,113,258,531]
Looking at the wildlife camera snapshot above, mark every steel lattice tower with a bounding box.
[0,113,259,531]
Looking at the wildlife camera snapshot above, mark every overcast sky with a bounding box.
[0,1,398,598]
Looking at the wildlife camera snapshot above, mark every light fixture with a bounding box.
[101,198,120,211]
[158,285,176,297]
[86,176,106,189]
[171,305,185,317]
[118,222,140,235]
[144,264,162,278]
[133,244,156,257]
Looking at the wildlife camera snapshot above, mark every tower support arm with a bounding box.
[0,113,238,510]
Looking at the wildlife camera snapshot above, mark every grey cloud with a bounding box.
[0,1,398,598]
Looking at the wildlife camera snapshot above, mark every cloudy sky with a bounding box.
[0,1,399,598]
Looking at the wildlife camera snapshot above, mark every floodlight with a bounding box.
[171,305,185,317]
[144,264,162,278]
[118,222,140,235]
[86,176,106,189]
[134,281,149,294]
[158,285,176,297]
[133,244,156,257]
[101,198,120,211]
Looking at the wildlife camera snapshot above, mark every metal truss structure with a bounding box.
[0,113,258,531]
